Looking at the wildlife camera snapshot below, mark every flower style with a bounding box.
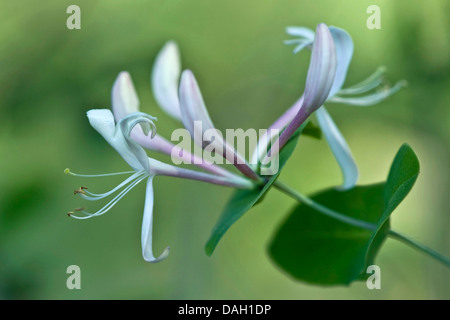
[253,24,406,190]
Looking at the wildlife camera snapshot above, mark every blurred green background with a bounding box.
[0,0,449,299]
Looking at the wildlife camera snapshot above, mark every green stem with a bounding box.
[388,230,450,266]
[273,180,450,268]
[273,180,376,231]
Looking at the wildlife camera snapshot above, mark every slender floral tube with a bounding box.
[178,69,261,181]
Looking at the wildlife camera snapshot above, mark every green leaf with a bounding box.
[268,183,386,285]
[383,144,420,216]
[205,121,310,256]
[268,143,420,286]
[365,143,420,265]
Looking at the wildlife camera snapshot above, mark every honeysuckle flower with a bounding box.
[114,41,260,182]
[150,41,261,181]
[254,23,405,190]
[112,70,234,179]
[67,110,253,263]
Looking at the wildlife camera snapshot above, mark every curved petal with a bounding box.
[111,71,178,154]
[112,72,140,121]
[118,112,163,173]
[292,41,313,54]
[179,70,259,180]
[338,66,386,95]
[151,41,182,120]
[285,27,314,54]
[178,70,215,140]
[141,176,170,263]
[328,81,407,106]
[328,26,354,97]
[316,107,358,190]
[251,96,303,164]
[286,26,315,41]
[109,70,238,178]
[277,23,337,150]
[302,23,337,114]
[87,109,148,172]
[87,109,116,139]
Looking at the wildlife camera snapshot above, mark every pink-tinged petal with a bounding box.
[179,70,260,180]
[148,158,254,189]
[131,130,235,178]
[87,111,252,187]
[141,176,170,263]
[151,41,182,120]
[112,72,140,121]
[301,23,337,114]
[110,66,236,178]
[178,70,215,136]
[251,96,303,164]
[277,23,337,151]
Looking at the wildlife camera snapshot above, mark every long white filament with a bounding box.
[79,171,146,200]
[65,168,136,177]
[69,172,148,219]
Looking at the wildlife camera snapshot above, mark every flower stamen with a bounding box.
[69,175,147,219]
[65,168,136,177]
[77,171,146,201]
[74,187,88,195]
[67,207,85,217]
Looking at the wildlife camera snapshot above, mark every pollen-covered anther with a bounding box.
[74,187,88,195]
[67,207,85,217]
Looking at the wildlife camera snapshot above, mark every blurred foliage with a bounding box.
[0,0,449,299]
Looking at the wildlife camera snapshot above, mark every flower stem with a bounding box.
[387,230,450,267]
[273,180,375,230]
[273,180,450,268]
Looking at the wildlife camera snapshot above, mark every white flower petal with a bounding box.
[328,81,407,106]
[328,26,354,97]
[178,70,254,178]
[178,69,215,135]
[141,176,170,263]
[293,41,312,54]
[112,72,140,121]
[337,66,386,95]
[316,107,358,190]
[302,23,337,114]
[87,109,116,139]
[286,26,315,41]
[87,109,146,172]
[178,69,217,151]
[151,41,182,120]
